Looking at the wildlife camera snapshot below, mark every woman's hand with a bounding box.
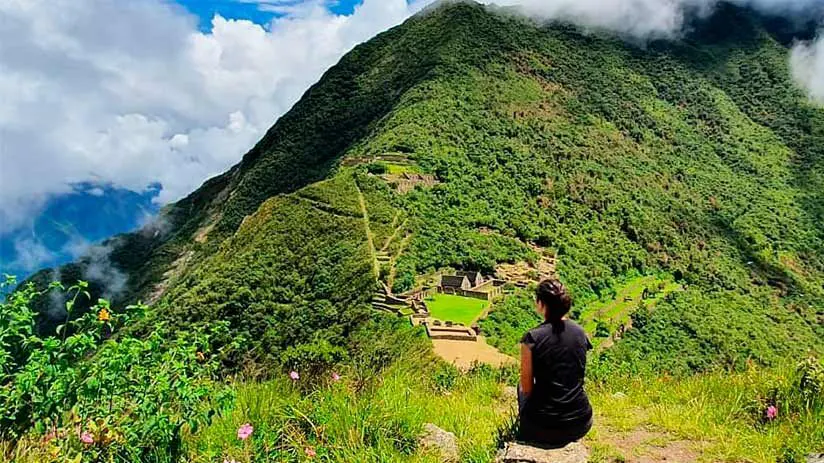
[520,343,533,397]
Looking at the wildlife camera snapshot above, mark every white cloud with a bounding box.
[0,0,429,233]
[493,0,822,39]
[8,237,53,273]
[791,33,824,103]
[0,0,821,239]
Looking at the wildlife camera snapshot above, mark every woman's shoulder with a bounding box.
[563,319,589,337]
[564,319,586,332]
[521,322,549,344]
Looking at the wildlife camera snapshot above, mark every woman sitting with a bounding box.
[518,279,593,448]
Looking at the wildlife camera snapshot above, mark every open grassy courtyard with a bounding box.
[425,293,489,326]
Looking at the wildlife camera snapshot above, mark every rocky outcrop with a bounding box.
[420,423,459,462]
[808,453,824,463]
[495,442,588,463]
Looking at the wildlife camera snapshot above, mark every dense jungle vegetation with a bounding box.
[8,1,824,461]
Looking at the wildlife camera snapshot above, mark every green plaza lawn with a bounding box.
[425,293,489,326]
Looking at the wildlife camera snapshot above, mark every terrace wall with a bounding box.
[441,287,492,301]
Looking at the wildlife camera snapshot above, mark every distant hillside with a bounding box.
[0,184,159,286]
[27,2,823,373]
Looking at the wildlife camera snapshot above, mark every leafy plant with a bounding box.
[0,278,232,462]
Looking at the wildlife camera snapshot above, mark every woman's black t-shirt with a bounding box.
[520,319,593,429]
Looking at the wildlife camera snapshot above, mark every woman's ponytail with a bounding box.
[535,279,572,334]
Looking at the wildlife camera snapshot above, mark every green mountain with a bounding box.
[8,2,824,461]
[28,2,823,371]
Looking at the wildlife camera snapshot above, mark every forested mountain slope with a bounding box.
[28,2,823,373]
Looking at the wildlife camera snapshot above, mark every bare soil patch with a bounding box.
[432,336,514,370]
[591,427,706,463]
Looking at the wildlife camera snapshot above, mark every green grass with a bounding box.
[8,354,820,463]
[587,359,824,463]
[425,294,489,326]
[386,163,422,175]
[184,353,514,463]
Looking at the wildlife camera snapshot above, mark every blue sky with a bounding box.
[178,0,363,31]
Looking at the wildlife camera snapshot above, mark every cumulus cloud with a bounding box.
[0,0,821,240]
[81,242,128,297]
[0,0,429,233]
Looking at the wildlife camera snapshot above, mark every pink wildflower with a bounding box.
[290,371,300,381]
[305,447,317,458]
[331,372,341,382]
[237,423,254,440]
[766,405,778,420]
[80,431,94,445]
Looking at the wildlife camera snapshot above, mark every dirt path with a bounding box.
[432,336,515,370]
[381,218,407,252]
[588,427,705,463]
[355,185,380,278]
[291,194,362,219]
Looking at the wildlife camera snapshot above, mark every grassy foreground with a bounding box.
[588,359,824,463]
[4,339,821,462]
[188,355,823,463]
[185,348,515,463]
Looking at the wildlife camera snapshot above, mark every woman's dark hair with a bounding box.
[535,279,572,333]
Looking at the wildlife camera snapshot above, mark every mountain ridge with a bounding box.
[22,1,823,373]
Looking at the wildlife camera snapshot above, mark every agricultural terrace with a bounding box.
[578,275,681,339]
[425,293,488,326]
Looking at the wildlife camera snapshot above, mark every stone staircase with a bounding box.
[371,286,409,315]
[371,291,394,313]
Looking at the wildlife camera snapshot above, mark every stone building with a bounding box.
[455,270,484,288]
[440,275,471,291]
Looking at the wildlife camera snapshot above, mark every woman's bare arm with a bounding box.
[520,343,533,397]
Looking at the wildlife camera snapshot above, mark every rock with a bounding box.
[496,441,588,463]
[420,423,459,462]
[808,453,824,463]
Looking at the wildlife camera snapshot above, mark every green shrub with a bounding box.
[431,361,460,392]
[0,278,231,462]
[594,319,611,338]
[366,162,389,174]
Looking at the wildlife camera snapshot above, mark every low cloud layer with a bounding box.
[1,0,821,242]
[791,34,824,103]
[497,0,821,39]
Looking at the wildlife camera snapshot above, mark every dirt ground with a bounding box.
[589,427,705,463]
[432,336,515,370]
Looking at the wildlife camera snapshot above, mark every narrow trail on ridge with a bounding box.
[355,185,380,279]
[291,194,362,219]
[381,216,407,252]
[386,233,413,289]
